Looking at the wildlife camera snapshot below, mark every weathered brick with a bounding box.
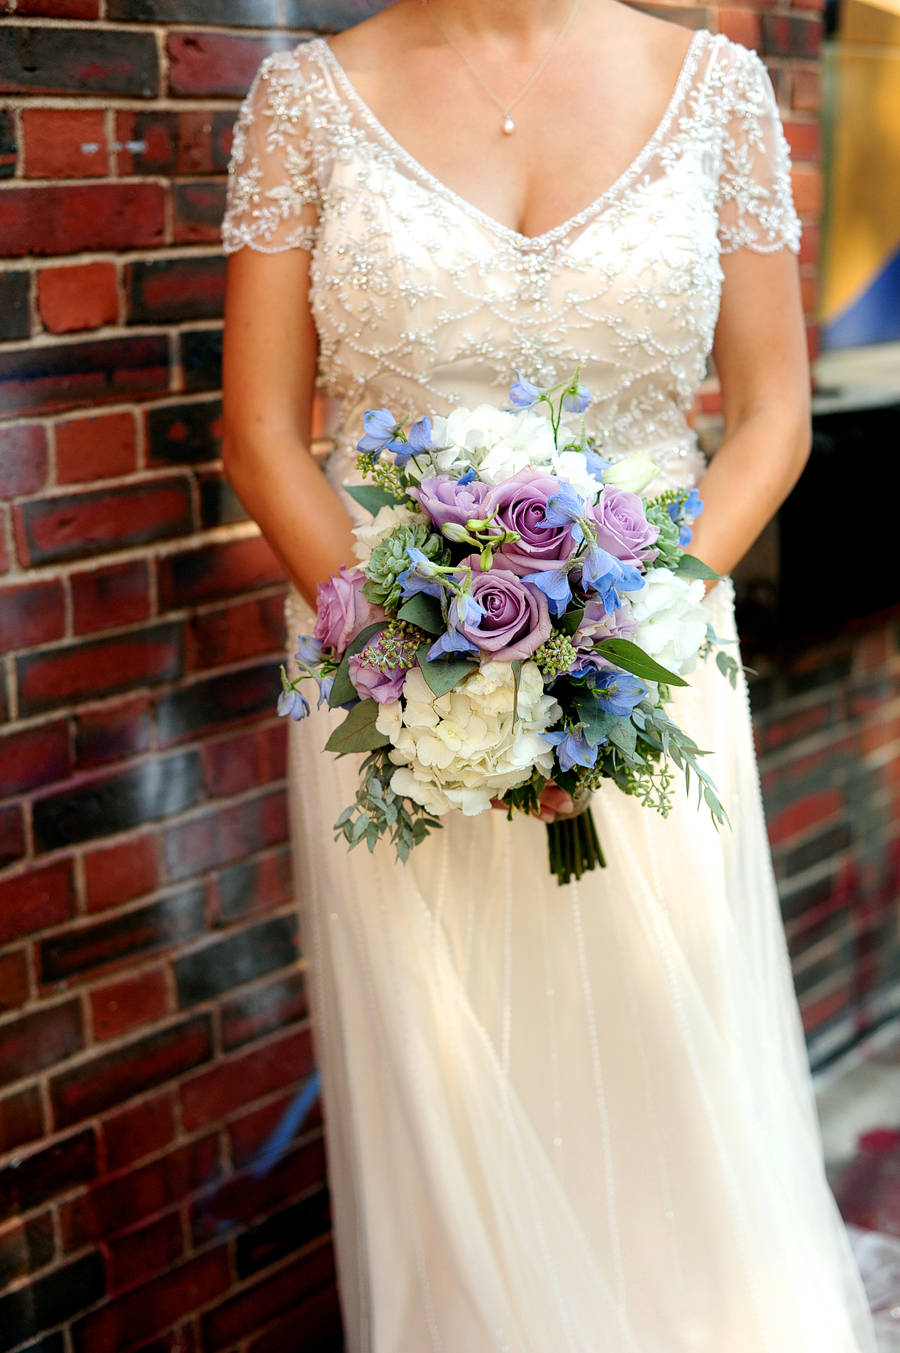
[193,1134,325,1246]
[212,848,294,926]
[0,270,30,341]
[17,623,183,716]
[0,861,75,945]
[128,255,226,325]
[0,578,66,655]
[180,1025,312,1131]
[73,1248,229,1353]
[0,1212,55,1287]
[189,596,285,673]
[166,32,296,99]
[201,1242,334,1352]
[761,13,822,58]
[0,719,70,796]
[198,471,248,529]
[181,327,222,391]
[0,423,47,498]
[38,262,119,335]
[221,970,307,1052]
[50,1013,213,1129]
[165,788,289,883]
[55,410,137,484]
[115,109,234,176]
[62,1134,218,1250]
[0,1127,95,1222]
[71,559,152,633]
[22,108,107,179]
[158,660,281,745]
[0,334,170,419]
[84,832,158,912]
[102,1091,174,1171]
[41,886,205,984]
[158,536,283,611]
[236,1186,329,1280]
[0,27,158,97]
[792,65,822,112]
[0,805,25,869]
[285,0,382,26]
[0,1251,105,1353]
[716,6,760,48]
[113,0,281,20]
[248,1282,341,1353]
[32,750,202,853]
[792,164,824,215]
[0,183,165,257]
[107,1211,184,1293]
[147,398,222,465]
[0,949,30,1013]
[0,999,83,1088]
[203,723,287,798]
[173,181,226,244]
[91,967,170,1042]
[74,696,154,770]
[783,117,821,162]
[0,1084,45,1156]
[15,478,191,567]
[15,0,99,14]
[175,915,298,1010]
[0,107,16,178]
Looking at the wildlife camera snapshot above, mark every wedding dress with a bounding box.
[222,31,877,1353]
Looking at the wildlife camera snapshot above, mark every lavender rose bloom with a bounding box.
[314,565,384,655]
[455,556,552,660]
[348,647,407,704]
[411,476,492,532]
[589,487,660,566]
[482,468,577,576]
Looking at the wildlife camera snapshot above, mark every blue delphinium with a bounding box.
[508,371,543,409]
[523,563,575,618]
[394,416,433,467]
[356,407,407,457]
[562,381,591,414]
[667,487,705,546]
[542,724,599,772]
[590,671,646,717]
[277,688,310,721]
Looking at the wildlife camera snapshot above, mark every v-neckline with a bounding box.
[315,29,710,250]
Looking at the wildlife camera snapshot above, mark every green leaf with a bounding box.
[344,484,406,516]
[397,593,444,634]
[417,649,478,698]
[557,606,584,637]
[328,621,387,707]
[595,637,689,688]
[575,702,617,747]
[608,717,637,756]
[325,699,391,754]
[511,658,522,724]
[676,553,721,581]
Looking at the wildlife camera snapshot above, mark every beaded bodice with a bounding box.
[223,31,800,492]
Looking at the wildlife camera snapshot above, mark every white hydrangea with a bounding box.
[623,567,709,676]
[376,661,561,817]
[351,502,426,564]
[425,405,557,485]
[550,448,603,502]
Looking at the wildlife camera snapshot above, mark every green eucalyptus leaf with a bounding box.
[325,699,391,754]
[397,593,444,634]
[344,484,406,515]
[595,637,689,688]
[574,702,617,747]
[676,553,721,581]
[328,621,387,707]
[417,648,478,698]
[608,718,637,756]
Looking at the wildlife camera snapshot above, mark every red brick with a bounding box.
[783,118,821,163]
[762,14,822,58]
[15,479,193,568]
[0,1084,45,1155]
[167,32,295,99]
[211,848,295,927]
[17,624,182,717]
[22,108,107,179]
[180,1026,313,1132]
[227,1090,296,1169]
[758,700,831,752]
[171,180,225,245]
[0,997,83,1088]
[75,696,154,771]
[806,321,819,362]
[767,789,843,846]
[158,536,284,611]
[203,723,287,799]
[85,833,158,913]
[15,0,99,15]
[102,1092,175,1172]
[221,972,307,1053]
[201,1244,335,1352]
[72,559,151,634]
[192,1135,324,1245]
[800,272,819,314]
[0,1124,96,1223]
[0,861,75,945]
[73,1247,230,1353]
[165,789,289,883]
[0,949,30,1014]
[38,261,118,335]
[0,333,170,420]
[0,805,25,869]
[107,1211,184,1294]
[0,719,70,796]
[792,164,824,215]
[716,7,760,48]
[249,1283,342,1353]
[0,578,66,654]
[116,110,233,177]
[56,411,137,484]
[188,594,287,672]
[91,967,169,1042]
[793,66,822,113]
[0,424,48,499]
[62,1135,218,1249]
[0,183,165,258]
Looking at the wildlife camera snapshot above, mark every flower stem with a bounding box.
[545,808,606,886]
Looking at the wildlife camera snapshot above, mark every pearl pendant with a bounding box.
[502,116,515,135]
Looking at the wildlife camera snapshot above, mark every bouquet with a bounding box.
[279,370,738,884]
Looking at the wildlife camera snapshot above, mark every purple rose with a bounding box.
[482,468,577,576]
[456,556,552,661]
[314,565,384,655]
[348,647,407,704]
[589,487,659,566]
[411,476,491,532]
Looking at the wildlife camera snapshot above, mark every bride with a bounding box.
[220,1,877,1349]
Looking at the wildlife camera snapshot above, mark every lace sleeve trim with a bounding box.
[716,46,802,256]
[222,48,322,257]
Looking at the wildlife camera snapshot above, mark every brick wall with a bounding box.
[0,1,833,1351]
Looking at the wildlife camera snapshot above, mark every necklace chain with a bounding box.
[421,0,580,135]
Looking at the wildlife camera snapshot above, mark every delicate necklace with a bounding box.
[421,0,580,135]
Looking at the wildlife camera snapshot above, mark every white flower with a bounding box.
[376,660,560,816]
[602,452,659,495]
[623,567,708,675]
[351,502,426,563]
[550,449,603,503]
[426,405,557,485]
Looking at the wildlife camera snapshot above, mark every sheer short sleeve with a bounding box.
[222,49,321,255]
[716,47,801,255]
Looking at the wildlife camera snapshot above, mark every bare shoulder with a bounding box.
[326,1,418,70]
[593,0,698,84]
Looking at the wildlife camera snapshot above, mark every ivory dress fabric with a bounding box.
[223,32,877,1352]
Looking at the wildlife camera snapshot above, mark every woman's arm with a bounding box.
[221,244,357,608]
[688,246,811,581]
